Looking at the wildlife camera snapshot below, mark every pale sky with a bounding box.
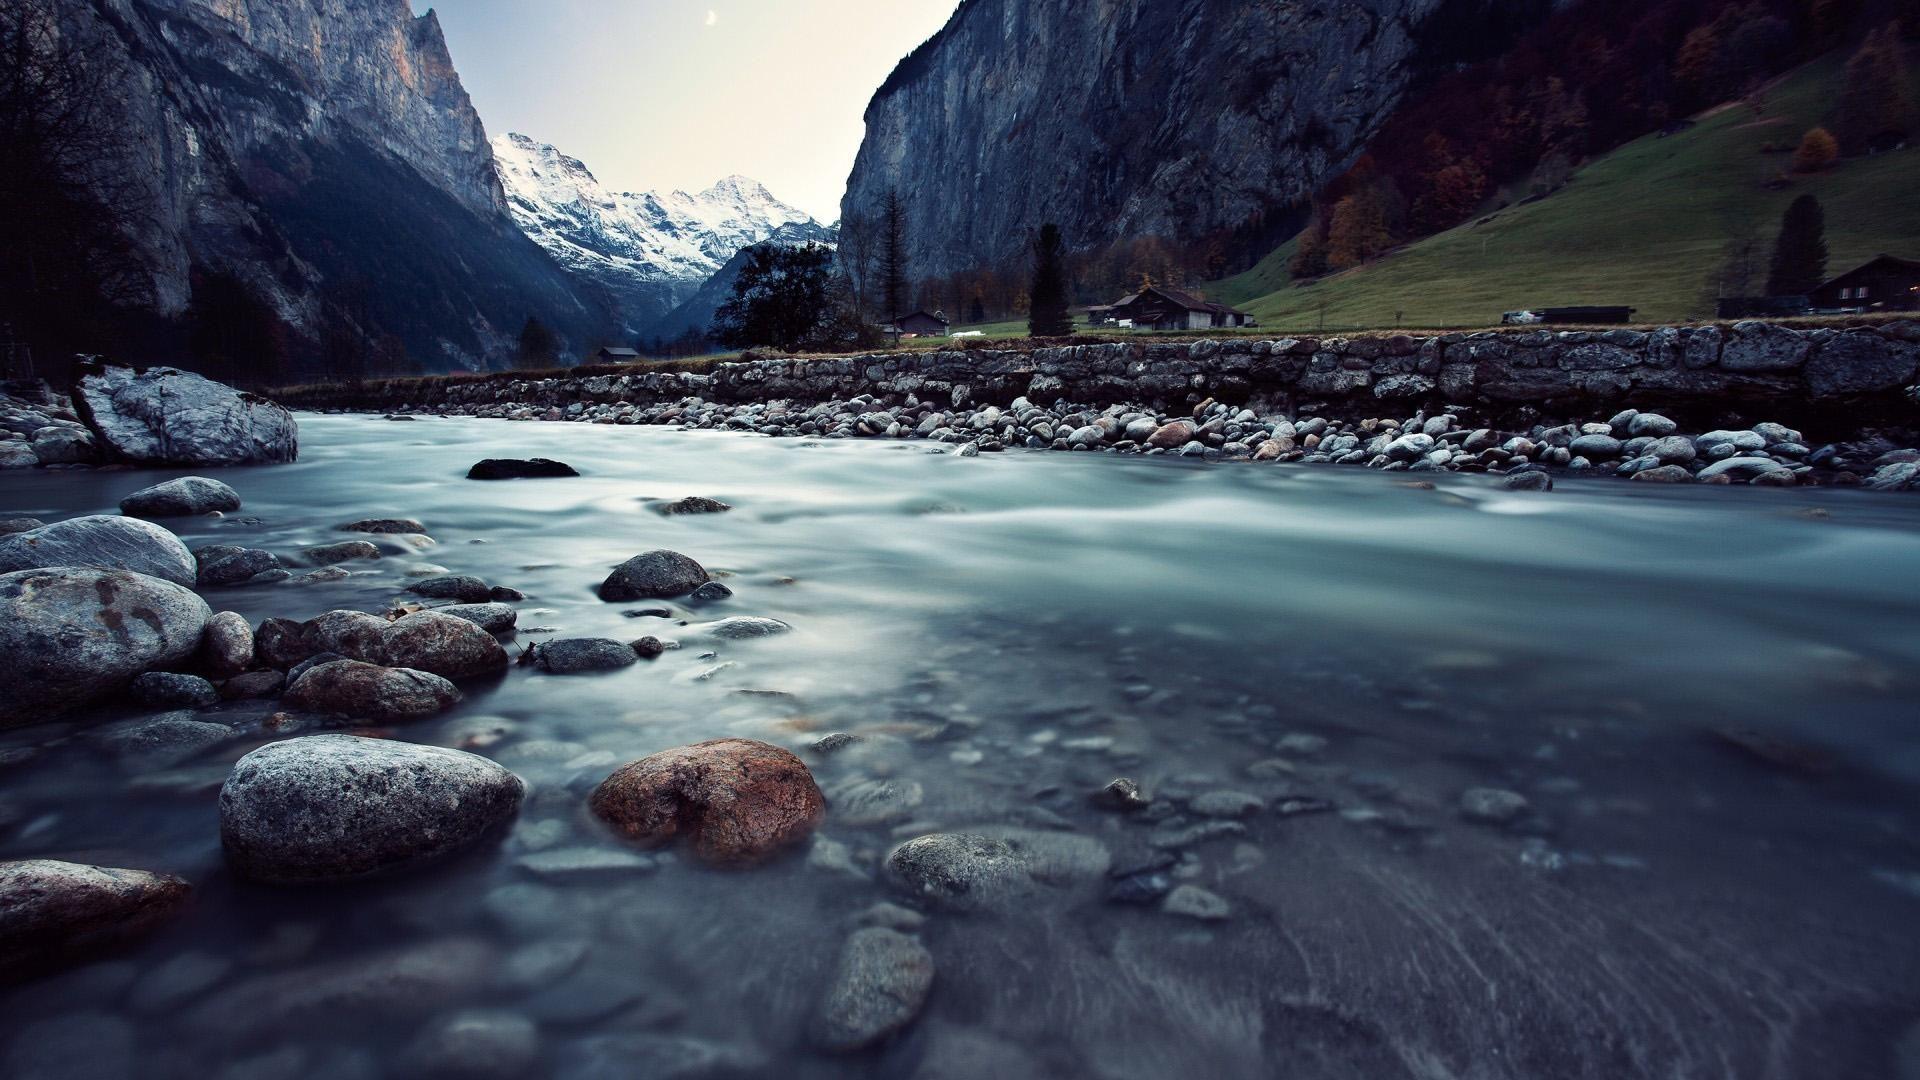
[417,0,960,222]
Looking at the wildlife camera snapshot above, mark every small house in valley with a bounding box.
[1104,286,1253,331]
[1809,255,1920,312]
[889,310,950,338]
[592,346,641,364]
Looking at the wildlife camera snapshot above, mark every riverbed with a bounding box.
[3,413,1919,1078]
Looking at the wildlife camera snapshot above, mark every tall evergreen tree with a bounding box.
[1027,223,1073,338]
[515,315,557,369]
[710,243,873,353]
[877,189,910,320]
[1766,194,1829,296]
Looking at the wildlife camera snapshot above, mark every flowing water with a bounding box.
[3,413,1920,1079]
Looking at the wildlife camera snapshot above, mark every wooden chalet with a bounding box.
[1809,255,1920,312]
[1105,286,1253,331]
[890,310,950,337]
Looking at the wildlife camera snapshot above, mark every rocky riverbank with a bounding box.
[289,321,1920,492]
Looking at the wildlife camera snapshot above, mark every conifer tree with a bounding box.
[1027,223,1073,338]
[1766,194,1829,295]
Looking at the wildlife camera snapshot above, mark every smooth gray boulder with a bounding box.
[383,610,509,680]
[598,550,709,601]
[0,515,197,586]
[119,476,241,517]
[30,424,96,464]
[75,364,297,465]
[303,609,390,664]
[885,833,1032,912]
[700,616,792,639]
[0,860,192,975]
[128,671,219,708]
[408,574,493,603]
[0,568,211,726]
[219,735,524,883]
[283,660,462,721]
[195,547,281,588]
[304,540,380,565]
[809,927,935,1052]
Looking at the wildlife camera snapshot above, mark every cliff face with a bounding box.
[67,0,609,370]
[841,0,1534,286]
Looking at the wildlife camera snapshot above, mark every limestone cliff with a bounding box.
[63,0,610,370]
[841,0,1550,285]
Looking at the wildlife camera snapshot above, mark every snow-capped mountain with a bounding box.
[493,133,818,333]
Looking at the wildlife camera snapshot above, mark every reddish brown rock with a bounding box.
[1145,420,1197,449]
[589,739,825,865]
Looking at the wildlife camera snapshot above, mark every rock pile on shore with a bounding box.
[405,391,1920,491]
[0,365,297,468]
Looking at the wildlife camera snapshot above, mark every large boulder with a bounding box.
[283,659,462,721]
[0,860,192,976]
[0,568,210,726]
[598,550,710,601]
[383,610,509,680]
[220,735,523,883]
[532,638,637,674]
[119,476,242,518]
[303,610,390,663]
[589,739,825,864]
[466,458,578,479]
[74,364,297,465]
[0,515,196,586]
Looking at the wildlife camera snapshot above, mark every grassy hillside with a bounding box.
[1208,49,1920,331]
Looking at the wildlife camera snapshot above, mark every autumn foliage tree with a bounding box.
[1791,126,1840,170]
[1327,187,1394,270]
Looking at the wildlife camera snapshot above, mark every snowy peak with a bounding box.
[492,133,816,300]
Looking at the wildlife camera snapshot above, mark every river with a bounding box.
[3,413,1919,1078]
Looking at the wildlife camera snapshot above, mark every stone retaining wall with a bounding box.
[298,322,1920,432]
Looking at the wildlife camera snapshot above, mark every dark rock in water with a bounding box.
[0,515,197,586]
[809,927,935,1052]
[1094,777,1151,812]
[590,738,825,865]
[220,734,524,883]
[885,833,1032,912]
[1105,870,1174,905]
[436,602,517,634]
[1713,726,1837,776]
[283,660,462,721]
[1458,787,1531,825]
[689,581,733,603]
[199,611,254,678]
[129,672,219,709]
[0,568,210,727]
[339,518,426,534]
[383,610,509,679]
[598,549,710,601]
[304,540,380,565]
[90,714,235,764]
[119,476,242,517]
[220,670,285,700]
[467,457,579,480]
[409,574,493,603]
[303,609,390,664]
[621,607,674,619]
[0,860,192,976]
[810,732,863,754]
[196,547,282,588]
[75,364,297,465]
[701,616,790,639]
[254,617,317,669]
[533,638,637,674]
[1503,470,1553,492]
[656,496,732,515]
[631,636,665,659]
[488,585,525,602]
[0,517,44,535]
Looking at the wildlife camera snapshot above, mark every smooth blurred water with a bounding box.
[2,414,1919,1079]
